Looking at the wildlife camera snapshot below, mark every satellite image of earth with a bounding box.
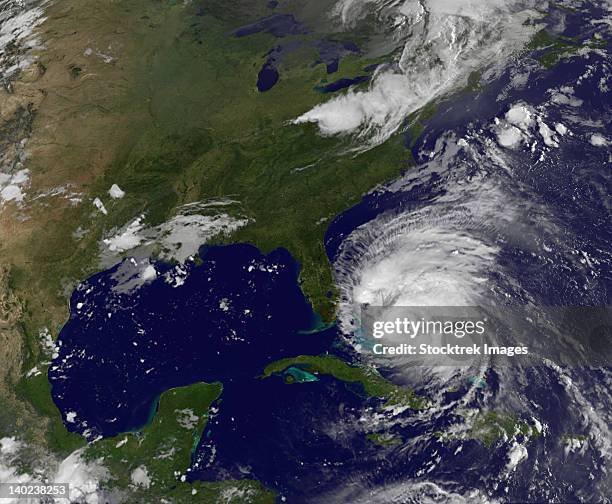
[0,0,610,503]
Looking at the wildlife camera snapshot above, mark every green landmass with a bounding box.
[5,0,410,341]
[262,355,427,409]
[468,411,541,448]
[15,371,86,456]
[366,433,402,447]
[407,100,438,148]
[586,34,607,50]
[527,29,586,68]
[83,382,275,503]
[435,410,541,448]
[561,433,588,444]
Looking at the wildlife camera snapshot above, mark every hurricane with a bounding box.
[329,19,612,497]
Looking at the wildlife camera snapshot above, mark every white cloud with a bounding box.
[317,479,497,504]
[0,169,30,206]
[102,216,146,252]
[1,440,108,504]
[505,103,535,130]
[590,133,609,147]
[494,102,565,151]
[130,466,151,488]
[0,438,31,497]
[0,1,47,80]
[538,119,559,147]
[497,125,524,148]
[0,438,19,457]
[54,449,108,503]
[350,220,498,308]
[157,213,249,262]
[101,202,249,263]
[220,486,259,504]
[175,408,200,430]
[140,264,157,281]
[505,442,528,472]
[108,184,125,199]
[0,185,25,203]
[294,0,542,149]
[93,197,108,215]
[550,88,584,107]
